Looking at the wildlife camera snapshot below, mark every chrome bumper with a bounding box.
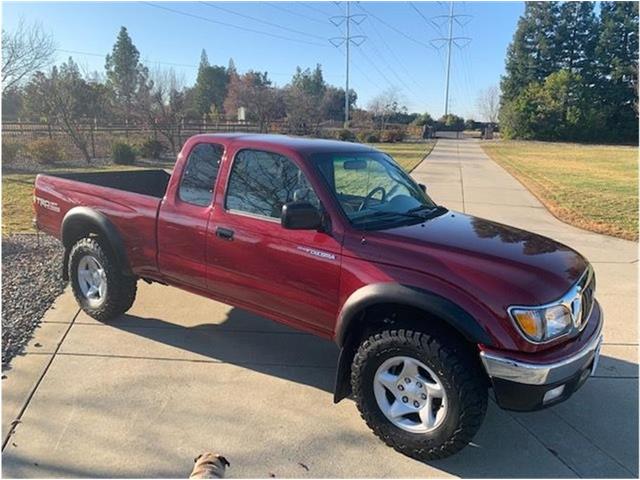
[480,323,603,386]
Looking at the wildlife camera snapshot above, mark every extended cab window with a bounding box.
[179,143,224,206]
[226,149,319,219]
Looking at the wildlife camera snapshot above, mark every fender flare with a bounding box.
[335,283,493,347]
[60,206,132,280]
[332,283,493,403]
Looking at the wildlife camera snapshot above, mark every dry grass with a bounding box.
[370,141,436,172]
[481,140,638,241]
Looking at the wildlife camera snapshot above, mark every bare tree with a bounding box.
[144,67,186,155]
[2,18,56,93]
[368,88,403,131]
[476,85,500,125]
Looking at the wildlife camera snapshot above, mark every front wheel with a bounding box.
[351,328,488,460]
[69,237,137,322]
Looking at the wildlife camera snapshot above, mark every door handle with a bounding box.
[216,227,234,241]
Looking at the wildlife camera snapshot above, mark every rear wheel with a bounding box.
[69,237,137,321]
[351,328,488,460]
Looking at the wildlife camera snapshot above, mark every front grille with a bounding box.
[579,270,596,328]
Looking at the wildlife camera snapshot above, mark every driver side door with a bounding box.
[206,148,342,337]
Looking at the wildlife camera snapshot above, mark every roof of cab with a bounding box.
[189,133,377,156]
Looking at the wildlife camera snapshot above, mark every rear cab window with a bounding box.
[179,143,224,206]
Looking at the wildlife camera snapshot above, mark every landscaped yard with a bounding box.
[481,140,638,240]
[2,141,435,235]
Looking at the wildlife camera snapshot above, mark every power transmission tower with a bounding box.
[430,2,471,116]
[329,2,366,128]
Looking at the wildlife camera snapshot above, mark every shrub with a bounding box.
[356,130,380,143]
[2,140,23,164]
[25,139,66,165]
[335,128,356,142]
[380,128,406,143]
[138,139,166,159]
[112,142,136,165]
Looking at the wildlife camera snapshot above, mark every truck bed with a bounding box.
[47,169,171,199]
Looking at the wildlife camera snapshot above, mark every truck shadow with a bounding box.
[114,308,339,394]
[110,309,638,478]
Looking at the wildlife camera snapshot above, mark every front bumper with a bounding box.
[480,307,603,411]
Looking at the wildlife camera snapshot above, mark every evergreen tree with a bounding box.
[105,27,148,123]
[556,2,597,80]
[501,2,561,103]
[595,1,639,141]
[286,64,328,133]
[193,49,229,117]
[227,58,237,78]
[199,49,210,69]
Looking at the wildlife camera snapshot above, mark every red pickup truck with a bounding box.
[34,133,602,460]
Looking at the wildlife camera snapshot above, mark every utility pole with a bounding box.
[444,1,454,116]
[430,2,472,117]
[330,3,366,128]
[345,1,350,128]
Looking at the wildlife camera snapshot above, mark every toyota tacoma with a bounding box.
[34,134,602,460]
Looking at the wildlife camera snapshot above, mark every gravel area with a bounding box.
[2,234,66,367]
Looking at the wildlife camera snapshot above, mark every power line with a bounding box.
[356,3,431,50]
[55,48,343,79]
[301,2,334,17]
[352,23,415,96]
[56,48,199,69]
[356,47,395,90]
[200,2,327,41]
[353,17,423,95]
[141,2,328,48]
[265,2,327,24]
[409,2,440,35]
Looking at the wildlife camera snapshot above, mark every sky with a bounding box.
[3,1,525,120]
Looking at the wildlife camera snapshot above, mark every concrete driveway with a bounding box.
[2,138,638,478]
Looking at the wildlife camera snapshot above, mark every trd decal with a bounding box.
[35,196,60,212]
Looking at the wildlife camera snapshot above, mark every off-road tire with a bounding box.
[69,237,137,322]
[351,328,488,460]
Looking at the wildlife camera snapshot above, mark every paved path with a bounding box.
[2,138,638,477]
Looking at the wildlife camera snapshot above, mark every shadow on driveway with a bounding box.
[105,309,638,478]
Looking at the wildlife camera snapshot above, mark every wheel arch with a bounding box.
[333,283,493,403]
[61,206,132,281]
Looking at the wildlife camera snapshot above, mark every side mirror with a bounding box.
[281,202,323,230]
[419,183,427,193]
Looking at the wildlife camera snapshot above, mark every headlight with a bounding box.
[510,304,573,342]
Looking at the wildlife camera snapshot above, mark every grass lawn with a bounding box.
[371,141,436,173]
[2,141,436,236]
[481,140,638,241]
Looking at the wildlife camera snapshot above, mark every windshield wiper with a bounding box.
[352,210,426,224]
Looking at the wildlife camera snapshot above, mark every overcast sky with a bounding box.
[3,1,525,119]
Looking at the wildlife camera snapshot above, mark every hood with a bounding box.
[349,210,588,307]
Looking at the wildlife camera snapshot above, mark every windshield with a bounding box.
[312,151,442,230]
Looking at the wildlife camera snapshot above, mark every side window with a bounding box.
[226,149,320,219]
[179,143,224,206]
